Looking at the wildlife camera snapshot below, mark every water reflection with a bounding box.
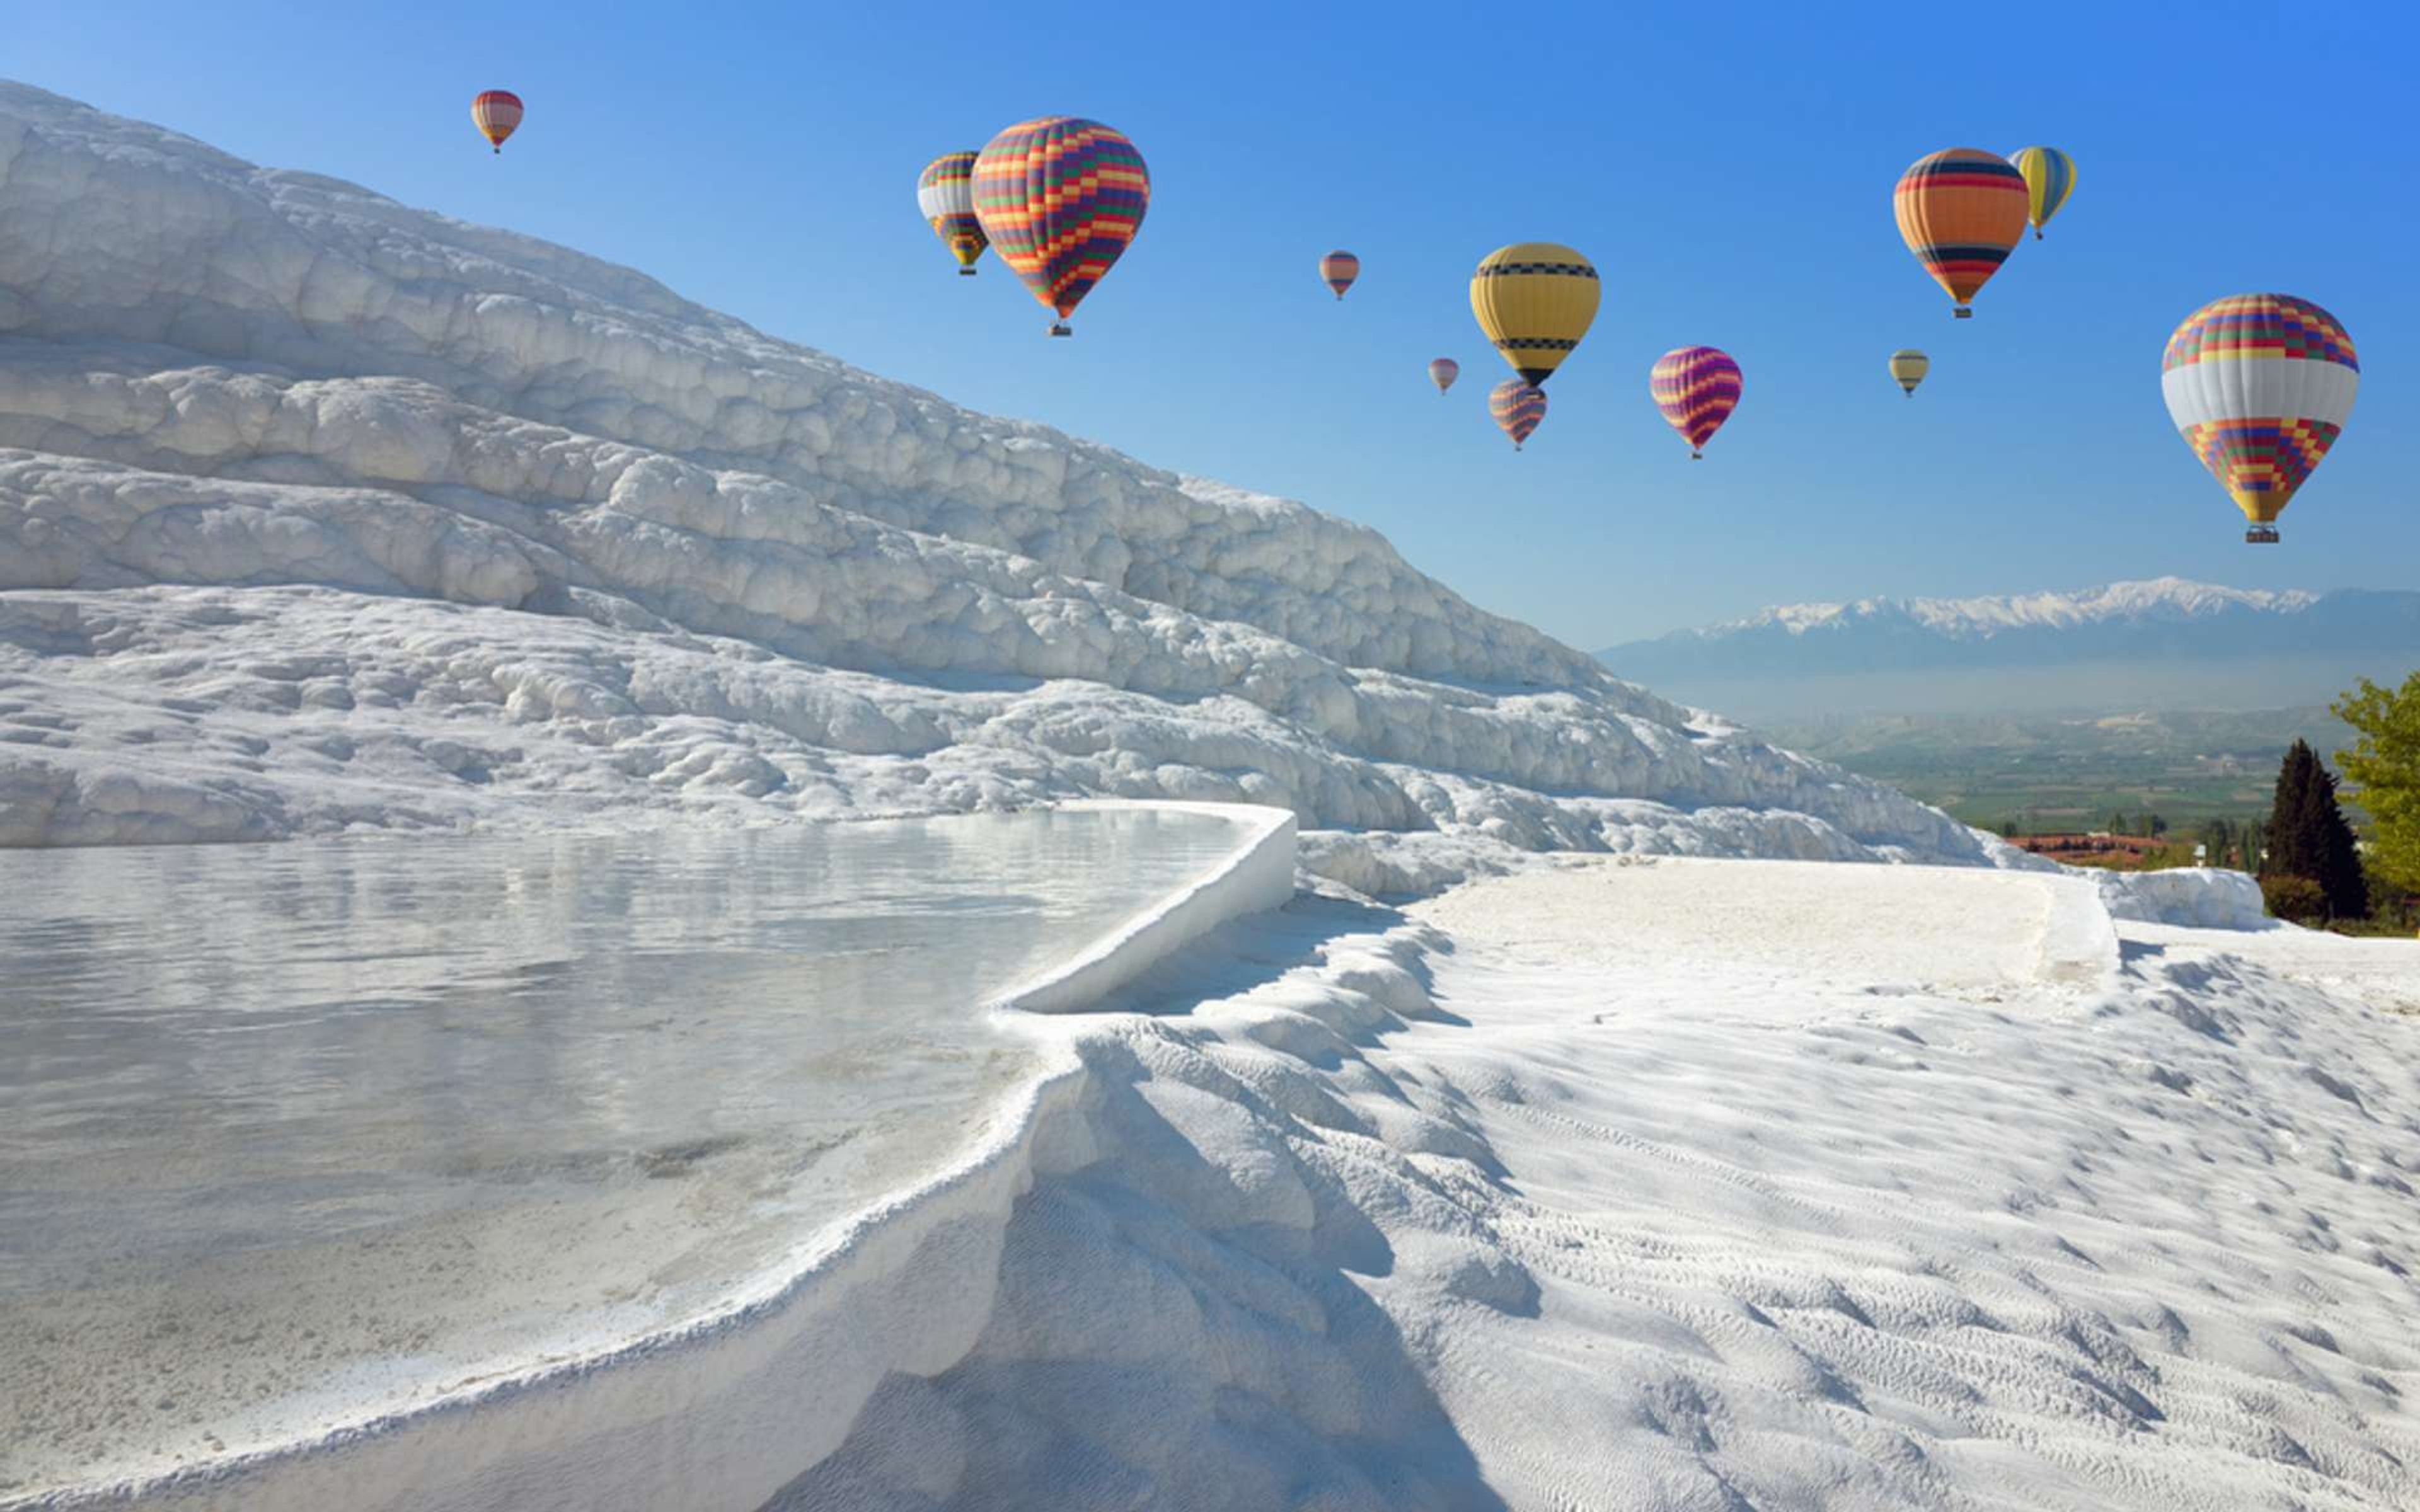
[0,808,1239,1489]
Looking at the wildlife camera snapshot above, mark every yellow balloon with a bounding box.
[1470,243,1600,386]
[1889,349,1930,396]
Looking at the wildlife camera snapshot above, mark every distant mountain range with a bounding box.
[1599,578,2420,721]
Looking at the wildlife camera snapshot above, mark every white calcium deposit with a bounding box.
[0,81,1978,876]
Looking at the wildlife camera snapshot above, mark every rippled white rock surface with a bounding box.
[0,81,1986,875]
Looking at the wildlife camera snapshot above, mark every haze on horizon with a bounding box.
[10,0,2414,649]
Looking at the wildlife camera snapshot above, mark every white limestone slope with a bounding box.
[0,82,1985,873]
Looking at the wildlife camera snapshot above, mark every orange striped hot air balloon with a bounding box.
[1320,251,1359,301]
[471,91,523,154]
[1893,149,2028,317]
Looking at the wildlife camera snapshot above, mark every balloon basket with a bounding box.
[1048,323,1071,338]
[958,268,976,277]
[1953,307,1973,319]
[1690,450,1702,461]
[2245,525,2279,544]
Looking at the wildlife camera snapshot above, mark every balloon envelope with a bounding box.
[972,117,1150,330]
[2007,146,2076,240]
[1489,379,1547,450]
[1893,150,2027,315]
[471,90,522,153]
[1320,251,1359,300]
[2162,294,2358,539]
[1470,243,1599,384]
[1889,349,1930,394]
[1427,357,1459,394]
[918,152,989,273]
[1649,346,1743,457]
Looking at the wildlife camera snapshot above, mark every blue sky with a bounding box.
[13,1,2413,648]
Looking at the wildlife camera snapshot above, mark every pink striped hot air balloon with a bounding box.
[1320,250,1360,301]
[1489,379,1546,451]
[471,90,522,154]
[1649,346,1744,459]
[1427,357,1459,396]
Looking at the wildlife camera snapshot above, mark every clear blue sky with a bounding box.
[14,1,2413,648]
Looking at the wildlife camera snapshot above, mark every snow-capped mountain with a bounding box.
[0,83,1988,881]
[1599,578,2420,720]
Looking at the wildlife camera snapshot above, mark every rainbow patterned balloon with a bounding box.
[1427,357,1459,395]
[2162,294,2358,542]
[916,152,989,275]
[1489,379,1547,451]
[1320,250,1360,300]
[972,117,1150,335]
[1649,346,1743,458]
[1893,149,2028,316]
[470,90,522,154]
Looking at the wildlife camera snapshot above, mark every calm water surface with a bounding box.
[0,808,1243,1492]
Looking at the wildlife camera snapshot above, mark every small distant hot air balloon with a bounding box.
[2162,294,2358,544]
[1889,349,1930,396]
[918,152,989,275]
[1490,379,1547,451]
[2007,146,2076,241]
[1470,243,1599,384]
[1320,251,1360,301]
[972,116,1150,336]
[1893,149,2028,317]
[471,90,523,154]
[1649,346,1743,459]
[1427,358,1460,396]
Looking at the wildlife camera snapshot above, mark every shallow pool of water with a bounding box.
[0,807,1246,1494]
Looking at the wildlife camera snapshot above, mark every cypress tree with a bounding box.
[2264,742,2320,881]
[2308,760,2369,920]
[2264,740,2369,920]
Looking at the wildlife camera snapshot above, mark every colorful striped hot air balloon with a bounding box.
[1427,357,1459,396]
[1893,149,2028,317]
[1320,251,1360,301]
[2007,146,2076,241]
[2162,294,2358,544]
[917,152,989,275]
[1490,379,1547,451]
[1470,243,1599,385]
[972,116,1150,336]
[471,91,522,154]
[1649,346,1743,459]
[1889,348,1930,396]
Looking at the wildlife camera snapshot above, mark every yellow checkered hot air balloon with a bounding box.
[1470,243,1599,386]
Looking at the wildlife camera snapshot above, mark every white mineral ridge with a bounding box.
[0,81,1983,874]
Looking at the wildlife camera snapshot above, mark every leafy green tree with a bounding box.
[2264,740,2368,920]
[2335,671,2420,897]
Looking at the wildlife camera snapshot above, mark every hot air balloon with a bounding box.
[471,91,522,154]
[2162,294,2358,544]
[1427,358,1459,396]
[972,116,1150,336]
[1649,346,1743,459]
[1470,243,1599,384]
[2007,146,2075,241]
[918,152,989,275]
[1889,349,1930,396]
[1893,149,2027,317]
[1320,251,1360,301]
[1490,379,1547,451]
